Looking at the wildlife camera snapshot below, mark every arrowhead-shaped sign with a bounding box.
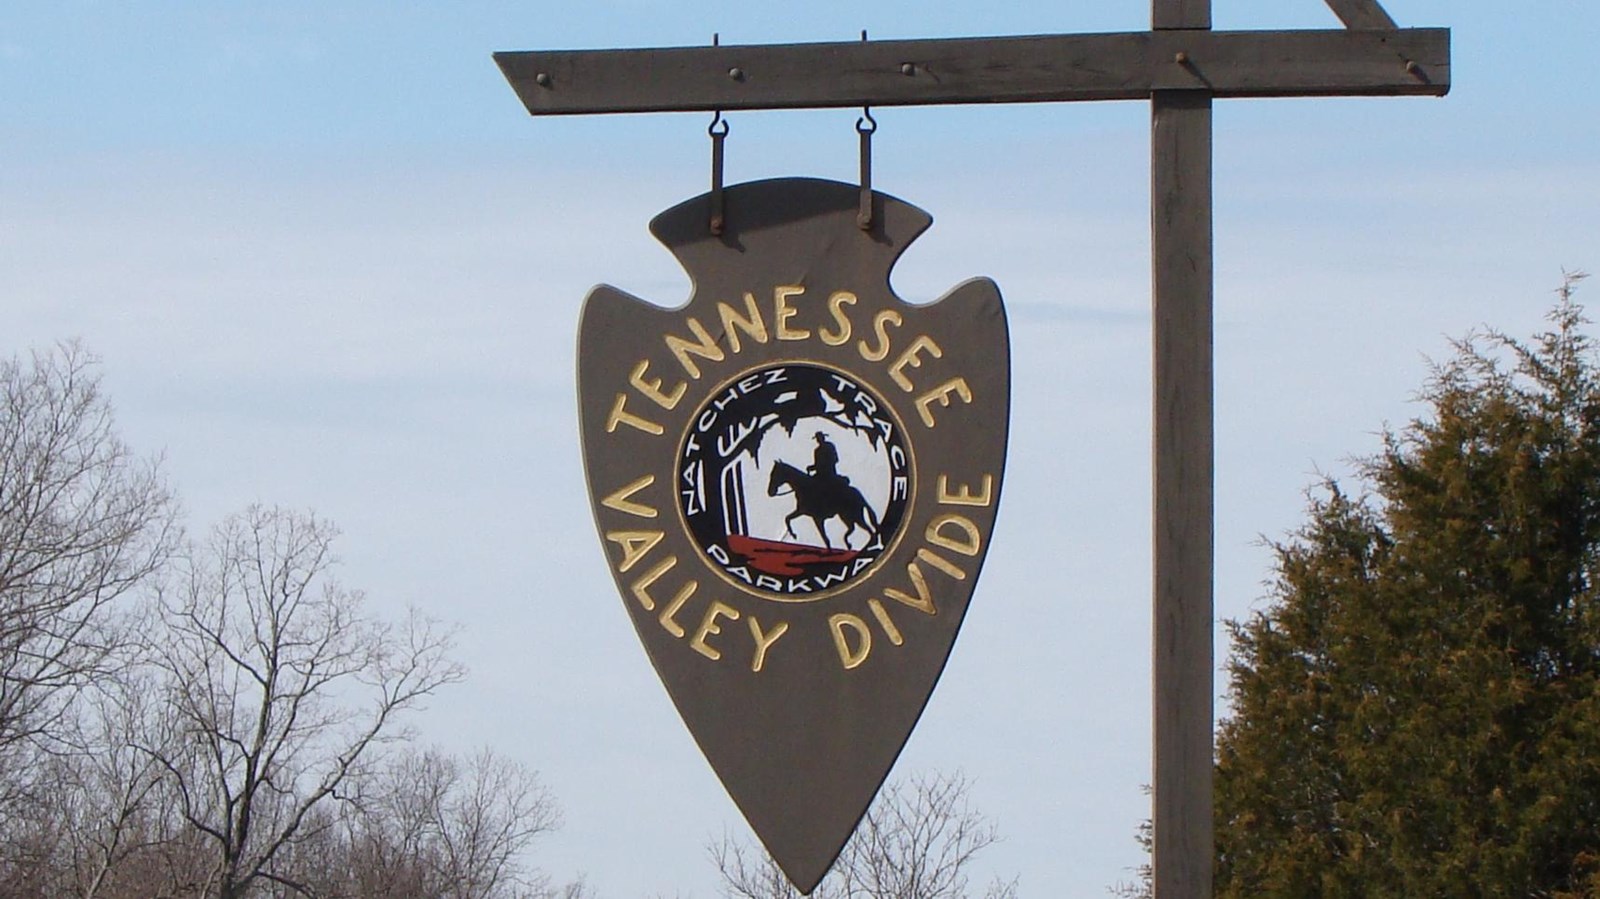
[577,178,1009,892]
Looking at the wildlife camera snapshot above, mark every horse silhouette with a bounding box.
[767,461,880,550]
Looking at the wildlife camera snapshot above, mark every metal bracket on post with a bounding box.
[856,107,875,231]
[709,110,728,235]
[854,29,876,232]
[708,33,729,236]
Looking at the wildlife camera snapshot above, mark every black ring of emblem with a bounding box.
[675,361,915,602]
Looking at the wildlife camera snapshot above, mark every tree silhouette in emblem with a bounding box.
[726,385,893,468]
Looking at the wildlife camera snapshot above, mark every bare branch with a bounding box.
[145,505,464,899]
[0,342,177,755]
[712,770,1015,899]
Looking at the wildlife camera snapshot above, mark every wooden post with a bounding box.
[1152,0,1214,897]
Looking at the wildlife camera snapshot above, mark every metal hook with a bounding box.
[856,107,875,231]
[709,33,728,236]
[708,34,729,137]
[709,115,728,235]
[854,29,876,230]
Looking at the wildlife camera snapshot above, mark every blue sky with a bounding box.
[4,2,1598,896]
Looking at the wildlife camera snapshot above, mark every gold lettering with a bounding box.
[774,284,809,340]
[628,359,686,410]
[629,555,678,611]
[867,598,904,646]
[914,377,973,428]
[937,474,994,507]
[605,530,663,573]
[927,514,982,556]
[658,581,697,638]
[884,562,937,615]
[691,601,741,661]
[601,475,658,518]
[746,615,789,673]
[829,613,872,669]
[665,317,726,379]
[889,335,943,392]
[858,309,902,362]
[916,547,967,580]
[820,291,857,346]
[718,293,769,352]
[606,393,665,435]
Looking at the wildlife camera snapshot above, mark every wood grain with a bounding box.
[1325,0,1399,30]
[1155,0,1211,30]
[494,28,1449,116]
[1152,2,1214,896]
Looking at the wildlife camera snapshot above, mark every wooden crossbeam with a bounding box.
[1325,0,1400,30]
[495,28,1447,116]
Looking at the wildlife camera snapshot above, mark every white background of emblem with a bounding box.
[4,2,1593,896]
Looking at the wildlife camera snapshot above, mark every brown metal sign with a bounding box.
[577,177,1009,892]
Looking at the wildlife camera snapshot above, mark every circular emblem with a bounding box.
[677,362,913,601]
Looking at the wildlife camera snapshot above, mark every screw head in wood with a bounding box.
[729,66,745,80]
[1174,51,1190,65]
[900,62,915,75]
[535,72,552,87]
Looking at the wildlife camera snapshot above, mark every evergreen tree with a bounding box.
[1209,275,1600,895]
[1215,274,1600,898]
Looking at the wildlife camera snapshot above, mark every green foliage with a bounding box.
[1216,274,1600,899]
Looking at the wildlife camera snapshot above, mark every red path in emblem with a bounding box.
[727,535,859,577]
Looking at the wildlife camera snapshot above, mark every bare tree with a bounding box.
[0,676,178,899]
[715,840,802,899]
[146,505,464,899]
[0,341,177,755]
[1,344,588,896]
[284,746,571,899]
[713,771,1018,899]
[389,747,562,899]
[48,669,188,899]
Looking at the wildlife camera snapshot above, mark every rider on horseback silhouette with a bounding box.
[767,431,877,550]
[807,432,851,490]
